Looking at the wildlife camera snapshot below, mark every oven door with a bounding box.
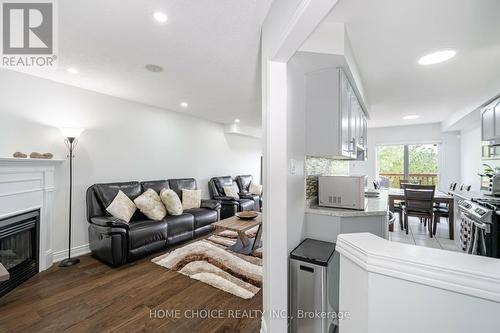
[459,210,474,253]
[459,209,497,258]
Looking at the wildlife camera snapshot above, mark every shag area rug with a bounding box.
[152,226,262,299]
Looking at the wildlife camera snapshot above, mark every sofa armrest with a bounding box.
[90,216,130,230]
[201,199,221,210]
[214,196,239,203]
[239,193,258,199]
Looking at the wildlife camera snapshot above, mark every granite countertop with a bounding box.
[450,190,493,201]
[305,190,389,217]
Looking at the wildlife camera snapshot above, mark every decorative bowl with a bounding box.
[236,211,259,220]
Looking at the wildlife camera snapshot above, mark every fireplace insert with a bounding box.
[0,210,40,297]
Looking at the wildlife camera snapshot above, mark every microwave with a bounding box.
[318,175,366,210]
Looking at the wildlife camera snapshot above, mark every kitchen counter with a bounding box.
[305,190,389,217]
[450,190,493,201]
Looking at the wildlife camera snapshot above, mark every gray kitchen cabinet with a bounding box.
[482,106,495,141]
[306,67,367,160]
[494,100,500,138]
[340,69,353,158]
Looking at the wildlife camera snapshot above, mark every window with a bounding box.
[377,144,439,188]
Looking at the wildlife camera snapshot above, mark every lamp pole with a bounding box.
[59,136,80,267]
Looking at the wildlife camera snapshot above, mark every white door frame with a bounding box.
[261,1,340,332]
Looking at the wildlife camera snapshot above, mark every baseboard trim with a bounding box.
[52,244,90,263]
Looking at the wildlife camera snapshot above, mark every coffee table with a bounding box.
[212,213,262,255]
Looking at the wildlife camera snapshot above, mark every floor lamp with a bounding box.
[59,127,85,267]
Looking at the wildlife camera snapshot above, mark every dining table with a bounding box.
[387,188,455,240]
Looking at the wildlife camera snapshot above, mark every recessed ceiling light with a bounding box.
[402,115,420,120]
[180,102,188,108]
[67,67,78,74]
[153,11,168,23]
[145,64,163,73]
[418,50,456,65]
[234,119,240,123]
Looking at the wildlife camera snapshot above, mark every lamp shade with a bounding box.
[59,127,85,139]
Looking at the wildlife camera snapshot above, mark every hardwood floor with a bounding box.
[0,250,262,333]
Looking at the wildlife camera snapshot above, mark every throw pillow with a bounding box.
[249,182,263,196]
[182,189,202,210]
[133,189,166,221]
[160,189,183,215]
[223,185,239,199]
[106,190,137,222]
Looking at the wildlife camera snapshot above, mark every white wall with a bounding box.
[261,1,339,331]
[350,123,461,191]
[286,59,306,253]
[0,69,262,255]
[460,126,500,190]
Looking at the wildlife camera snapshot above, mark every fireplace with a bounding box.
[0,210,40,297]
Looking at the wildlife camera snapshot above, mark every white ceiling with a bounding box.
[326,0,500,128]
[10,0,266,126]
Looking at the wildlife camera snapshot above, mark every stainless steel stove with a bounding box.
[458,198,499,258]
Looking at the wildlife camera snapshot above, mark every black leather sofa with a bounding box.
[208,176,261,219]
[86,178,221,266]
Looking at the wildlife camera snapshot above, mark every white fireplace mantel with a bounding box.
[0,157,65,271]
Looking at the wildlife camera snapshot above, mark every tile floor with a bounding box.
[389,216,462,252]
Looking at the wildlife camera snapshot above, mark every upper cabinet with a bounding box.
[482,98,500,142]
[306,67,368,160]
[296,23,369,160]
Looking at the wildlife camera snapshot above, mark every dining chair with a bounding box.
[392,182,412,230]
[432,205,449,237]
[402,185,435,236]
[403,184,436,226]
[433,183,460,233]
[399,179,422,188]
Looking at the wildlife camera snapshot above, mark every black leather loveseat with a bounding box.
[86,178,221,266]
[208,175,261,219]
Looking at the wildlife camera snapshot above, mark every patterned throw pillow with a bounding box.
[160,189,183,215]
[182,189,202,210]
[133,189,167,221]
[106,190,137,222]
[223,185,239,199]
[249,182,263,195]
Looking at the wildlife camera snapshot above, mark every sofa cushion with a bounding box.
[133,189,166,221]
[212,176,233,196]
[140,180,170,194]
[94,181,142,209]
[165,213,194,238]
[185,208,218,229]
[168,178,197,200]
[182,189,201,210]
[128,219,168,249]
[236,175,253,192]
[106,190,137,222]
[87,182,143,220]
[239,198,255,211]
[160,189,183,215]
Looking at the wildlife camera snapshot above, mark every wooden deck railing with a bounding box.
[379,173,438,188]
